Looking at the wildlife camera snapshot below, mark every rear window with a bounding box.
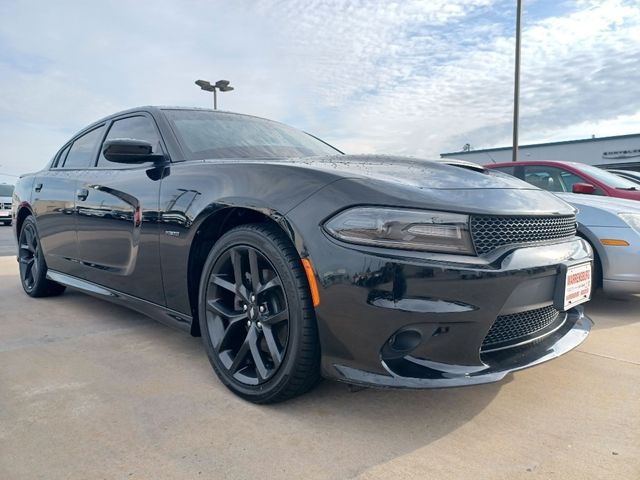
[62,125,106,169]
[164,110,340,160]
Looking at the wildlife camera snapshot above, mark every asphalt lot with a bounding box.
[0,225,638,479]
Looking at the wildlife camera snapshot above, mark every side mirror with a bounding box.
[572,183,596,195]
[103,138,164,164]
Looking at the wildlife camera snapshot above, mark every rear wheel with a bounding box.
[18,216,66,297]
[198,223,320,403]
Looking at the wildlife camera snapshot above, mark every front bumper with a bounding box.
[305,234,593,389]
[334,308,591,388]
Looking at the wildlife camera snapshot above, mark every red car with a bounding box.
[485,160,640,201]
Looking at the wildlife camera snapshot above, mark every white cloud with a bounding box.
[0,0,638,177]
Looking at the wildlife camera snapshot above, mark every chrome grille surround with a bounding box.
[470,214,576,256]
[481,305,565,352]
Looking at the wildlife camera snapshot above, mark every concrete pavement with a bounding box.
[0,224,16,256]
[0,251,638,479]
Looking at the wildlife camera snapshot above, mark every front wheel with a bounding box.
[198,223,321,403]
[18,216,66,297]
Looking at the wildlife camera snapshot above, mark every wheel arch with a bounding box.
[576,226,603,289]
[186,205,307,336]
[15,204,34,240]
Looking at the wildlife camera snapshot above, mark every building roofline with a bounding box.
[441,132,640,157]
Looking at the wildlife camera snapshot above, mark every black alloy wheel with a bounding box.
[18,216,65,297]
[199,223,320,403]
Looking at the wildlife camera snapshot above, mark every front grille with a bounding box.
[470,214,576,255]
[481,305,563,351]
[0,202,10,210]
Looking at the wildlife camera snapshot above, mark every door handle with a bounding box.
[76,188,89,201]
[34,183,43,192]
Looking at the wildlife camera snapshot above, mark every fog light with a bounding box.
[388,329,422,353]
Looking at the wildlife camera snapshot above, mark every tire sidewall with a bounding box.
[19,217,47,295]
[198,227,310,400]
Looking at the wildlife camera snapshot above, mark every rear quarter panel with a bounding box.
[11,174,36,239]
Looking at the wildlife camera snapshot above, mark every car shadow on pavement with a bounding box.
[260,376,505,473]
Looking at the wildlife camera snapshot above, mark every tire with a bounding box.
[579,235,601,297]
[198,223,321,403]
[18,216,66,297]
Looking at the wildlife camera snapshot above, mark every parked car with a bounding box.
[555,193,640,294]
[480,162,640,294]
[0,183,14,225]
[607,169,640,185]
[486,160,640,200]
[13,107,593,403]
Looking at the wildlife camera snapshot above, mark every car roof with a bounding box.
[70,106,287,141]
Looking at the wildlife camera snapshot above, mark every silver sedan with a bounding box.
[557,193,640,294]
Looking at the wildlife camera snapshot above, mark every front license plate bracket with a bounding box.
[554,261,592,312]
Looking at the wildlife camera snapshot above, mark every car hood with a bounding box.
[271,154,537,190]
[0,196,11,203]
[556,193,640,214]
[202,154,576,216]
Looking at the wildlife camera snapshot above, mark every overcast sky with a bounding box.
[1,0,639,182]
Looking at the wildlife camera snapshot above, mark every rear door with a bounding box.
[31,126,106,273]
[73,113,166,305]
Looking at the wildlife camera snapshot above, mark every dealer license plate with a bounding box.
[560,262,592,311]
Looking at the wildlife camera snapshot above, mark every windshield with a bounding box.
[0,184,14,196]
[577,164,639,189]
[164,110,341,160]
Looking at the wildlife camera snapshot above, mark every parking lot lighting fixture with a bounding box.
[195,79,234,110]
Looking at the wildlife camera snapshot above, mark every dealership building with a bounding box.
[441,133,640,170]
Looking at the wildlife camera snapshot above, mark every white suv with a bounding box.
[0,184,14,226]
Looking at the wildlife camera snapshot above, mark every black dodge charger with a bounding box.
[12,107,593,403]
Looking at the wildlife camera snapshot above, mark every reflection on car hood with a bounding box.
[267,154,537,190]
[556,193,640,214]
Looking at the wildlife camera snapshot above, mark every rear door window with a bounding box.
[62,125,106,169]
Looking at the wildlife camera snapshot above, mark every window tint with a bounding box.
[62,126,106,169]
[98,116,162,167]
[55,144,71,168]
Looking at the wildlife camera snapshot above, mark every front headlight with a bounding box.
[619,213,640,233]
[324,207,475,254]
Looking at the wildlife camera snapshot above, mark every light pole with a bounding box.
[512,0,523,162]
[195,79,234,110]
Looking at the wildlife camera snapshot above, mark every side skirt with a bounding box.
[46,270,193,333]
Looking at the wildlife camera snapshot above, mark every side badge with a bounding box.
[165,230,180,237]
